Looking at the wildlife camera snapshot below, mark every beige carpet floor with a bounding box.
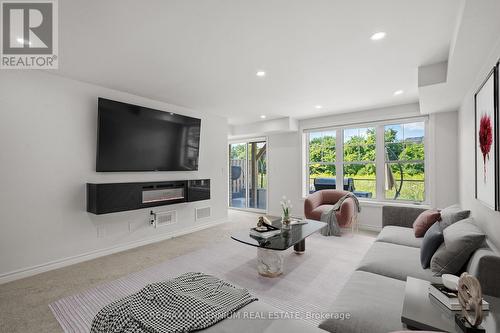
[0,210,376,333]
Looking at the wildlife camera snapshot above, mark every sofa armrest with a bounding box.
[467,248,500,297]
[477,255,500,297]
[337,198,355,226]
[382,206,426,229]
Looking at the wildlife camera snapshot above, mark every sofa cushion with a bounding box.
[319,271,406,333]
[430,218,485,275]
[376,226,422,248]
[413,209,441,237]
[420,222,444,269]
[439,204,470,230]
[357,242,441,283]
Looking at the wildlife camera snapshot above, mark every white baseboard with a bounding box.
[0,218,228,285]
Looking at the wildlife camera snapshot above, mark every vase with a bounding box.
[281,214,291,230]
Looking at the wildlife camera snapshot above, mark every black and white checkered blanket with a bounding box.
[90,272,257,333]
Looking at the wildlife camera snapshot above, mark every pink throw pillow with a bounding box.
[413,209,441,237]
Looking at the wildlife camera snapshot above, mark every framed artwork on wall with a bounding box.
[474,67,497,211]
[496,61,500,211]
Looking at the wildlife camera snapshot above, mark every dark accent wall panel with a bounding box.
[87,179,210,214]
[187,179,211,202]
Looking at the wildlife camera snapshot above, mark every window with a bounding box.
[307,131,336,193]
[304,119,427,203]
[384,122,425,202]
[343,127,376,198]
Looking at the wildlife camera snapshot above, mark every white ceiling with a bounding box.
[419,0,500,114]
[56,0,461,124]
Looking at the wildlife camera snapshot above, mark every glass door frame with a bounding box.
[228,137,268,213]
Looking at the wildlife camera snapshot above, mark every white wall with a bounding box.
[429,111,459,209]
[458,37,500,250]
[0,71,228,283]
[267,132,303,217]
[266,104,459,231]
[230,117,298,139]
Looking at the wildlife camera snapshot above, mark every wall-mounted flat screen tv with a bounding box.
[96,98,201,172]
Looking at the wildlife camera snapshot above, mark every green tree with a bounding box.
[399,144,424,175]
[309,135,336,176]
[343,129,376,176]
[384,128,403,161]
[309,136,336,162]
[385,128,398,142]
[230,144,246,159]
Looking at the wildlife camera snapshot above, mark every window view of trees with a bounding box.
[343,128,376,198]
[230,143,247,160]
[308,131,336,191]
[307,121,425,202]
[384,122,425,201]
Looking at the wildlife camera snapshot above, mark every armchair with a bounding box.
[304,190,357,230]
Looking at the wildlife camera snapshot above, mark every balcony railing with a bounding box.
[309,177,424,201]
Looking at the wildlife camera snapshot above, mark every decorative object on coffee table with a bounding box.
[250,217,281,239]
[257,216,265,227]
[442,274,460,291]
[455,273,485,333]
[280,196,292,230]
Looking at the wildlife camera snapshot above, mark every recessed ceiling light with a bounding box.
[370,32,386,41]
[315,105,323,109]
[393,90,404,96]
[260,115,267,119]
[256,71,266,77]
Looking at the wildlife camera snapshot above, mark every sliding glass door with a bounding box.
[229,143,247,209]
[229,139,267,211]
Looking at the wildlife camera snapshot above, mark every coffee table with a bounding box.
[230,217,326,277]
[401,277,500,332]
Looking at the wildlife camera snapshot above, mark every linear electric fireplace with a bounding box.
[87,179,210,214]
[142,186,185,204]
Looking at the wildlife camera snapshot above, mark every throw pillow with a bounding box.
[439,204,470,230]
[413,209,441,237]
[430,218,485,275]
[420,222,444,269]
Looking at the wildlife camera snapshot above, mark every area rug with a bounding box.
[49,232,375,332]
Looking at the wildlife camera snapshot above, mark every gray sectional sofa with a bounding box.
[319,205,500,333]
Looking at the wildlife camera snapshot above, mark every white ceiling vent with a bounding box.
[195,206,211,221]
[152,210,177,228]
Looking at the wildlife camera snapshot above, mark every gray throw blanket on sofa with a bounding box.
[320,192,361,236]
[90,272,257,333]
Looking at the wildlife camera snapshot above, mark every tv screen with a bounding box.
[96,98,201,172]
